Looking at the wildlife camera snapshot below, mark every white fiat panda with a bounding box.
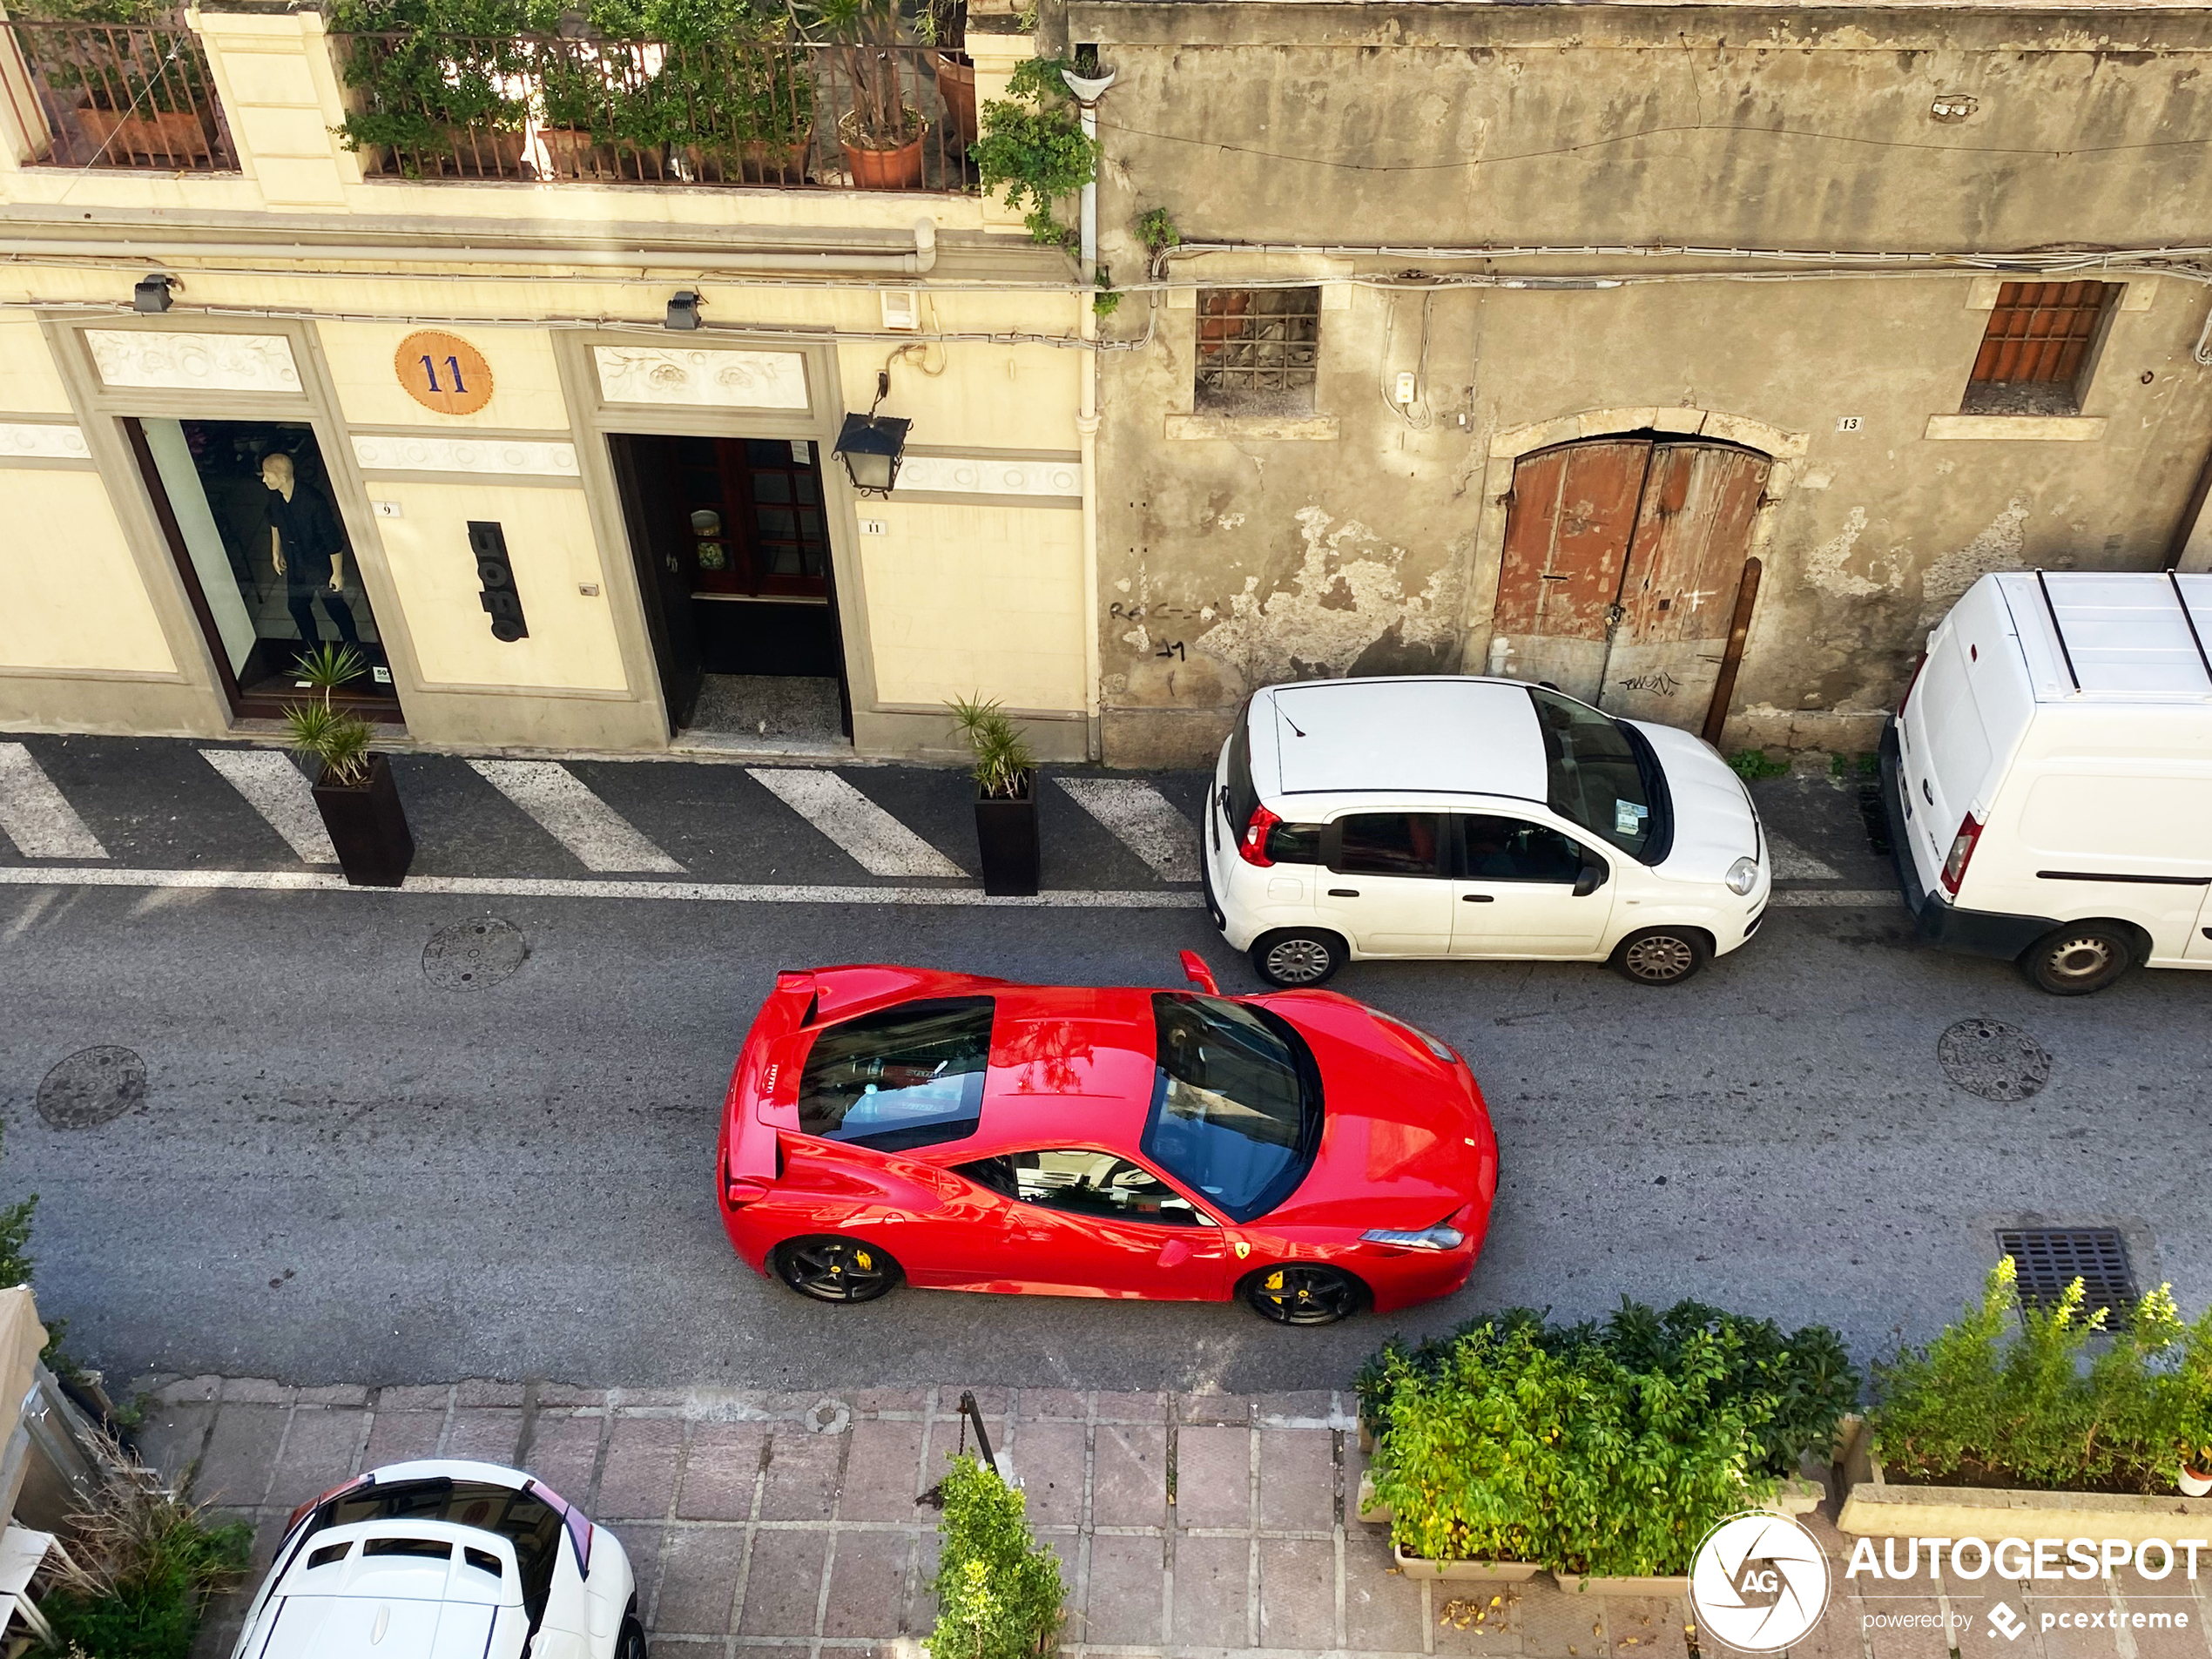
[1201,676,1769,987]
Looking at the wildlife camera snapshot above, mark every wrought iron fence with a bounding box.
[1,17,234,170]
[332,32,976,192]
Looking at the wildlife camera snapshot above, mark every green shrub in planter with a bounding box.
[1871,1257,2212,1494]
[928,1454,1063,1659]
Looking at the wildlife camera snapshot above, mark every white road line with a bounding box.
[199,749,337,865]
[1055,777,1198,883]
[1768,833,1843,881]
[0,866,1193,907]
[0,742,107,860]
[469,759,684,873]
[745,768,963,879]
[1768,889,1898,907]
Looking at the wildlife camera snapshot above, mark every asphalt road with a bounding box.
[4,808,2208,1394]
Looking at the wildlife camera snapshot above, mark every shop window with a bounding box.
[131,420,397,717]
[1196,287,1320,415]
[1960,281,2120,416]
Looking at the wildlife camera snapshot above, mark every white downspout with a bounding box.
[1064,65,1114,761]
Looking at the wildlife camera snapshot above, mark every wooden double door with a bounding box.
[1488,437,1769,726]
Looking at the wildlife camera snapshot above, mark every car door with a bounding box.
[1451,813,1615,957]
[2188,884,2212,963]
[1313,812,1454,955]
[953,1148,1231,1299]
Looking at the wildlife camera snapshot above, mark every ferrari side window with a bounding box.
[797,996,993,1152]
[955,1150,1211,1227]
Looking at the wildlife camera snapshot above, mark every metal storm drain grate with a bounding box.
[422,918,529,991]
[1938,1017,2051,1101]
[37,1045,146,1129]
[1997,1228,2138,1318]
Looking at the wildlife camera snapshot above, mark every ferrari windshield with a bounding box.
[1142,995,1319,1223]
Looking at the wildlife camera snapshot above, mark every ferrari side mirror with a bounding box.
[1179,949,1220,995]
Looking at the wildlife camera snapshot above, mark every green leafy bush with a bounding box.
[1725,749,1789,781]
[1871,1258,2212,1494]
[44,1454,253,1659]
[970,56,1097,248]
[1361,1300,1858,1574]
[928,1454,1063,1659]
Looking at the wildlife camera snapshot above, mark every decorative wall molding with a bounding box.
[1924,415,2107,442]
[86,330,303,395]
[351,435,581,475]
[591,346,808,410]
[0,423,90,461]
[897,455,1083,498]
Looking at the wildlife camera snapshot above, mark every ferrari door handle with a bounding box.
[1158,1238,1194,1269]
[1328,888,1359,898]
[1461,894,1494,903]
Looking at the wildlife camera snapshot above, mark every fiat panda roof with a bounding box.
[1253,678,1549,800]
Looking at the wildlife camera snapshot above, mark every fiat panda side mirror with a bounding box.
[1179,950,1221,995]
[1573,854,1610,898]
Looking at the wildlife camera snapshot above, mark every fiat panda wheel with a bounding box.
[1610,927,1710,986]
[1240,1264,1365,1326]
[2020,925,2135,996]
[1251,929,1345,988]
[774,1236,901,1304]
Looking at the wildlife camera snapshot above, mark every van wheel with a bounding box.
[2020,926,2136,996]
[1610,927,1710,986]
[1251,929,1345,988]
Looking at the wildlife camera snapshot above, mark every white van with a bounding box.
[1200,676,1769,988]
[1883,570,2212,994]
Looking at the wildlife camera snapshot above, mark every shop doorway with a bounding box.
[610,432,851,745]
[128,418,401,721]
[1487,435,1770,727]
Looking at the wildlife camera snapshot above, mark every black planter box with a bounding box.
[974,773,1040,897]
[312,753,415,887]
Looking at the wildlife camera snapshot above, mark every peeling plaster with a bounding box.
[1920,496,2032,622]
[1804,507,1895,598]
[1196,506,1462,688]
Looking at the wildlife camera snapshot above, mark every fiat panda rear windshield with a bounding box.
[1527,688,1673,863]
[1143,995,1321,1223]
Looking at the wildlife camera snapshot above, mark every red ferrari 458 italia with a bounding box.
[715,954,1498,1325]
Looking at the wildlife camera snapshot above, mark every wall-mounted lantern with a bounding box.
[833,370,909,496]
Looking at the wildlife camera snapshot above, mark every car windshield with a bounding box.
[1527,687,1662,859]
[1141,995,1319,1223]
[797,997,993,1151]
[314,1478,561,1626]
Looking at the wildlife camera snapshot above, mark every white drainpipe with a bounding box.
[1062,64,1115,759]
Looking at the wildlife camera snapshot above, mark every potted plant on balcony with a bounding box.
[807,0,925,189]
[284,644,414,888]
[331,0,529,177]
[948,695,1038,897]
[971,54,1096,247]
[9,0,220,165]
[917,0,971,146]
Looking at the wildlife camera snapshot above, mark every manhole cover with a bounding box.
[421,918,529,991]
[1938,1018,2051,1101]
[37,1045,146,1129]
[805,1398,851,1435]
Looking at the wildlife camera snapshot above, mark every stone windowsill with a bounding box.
[1924,415,2107,442]
[1165,414,1339,442]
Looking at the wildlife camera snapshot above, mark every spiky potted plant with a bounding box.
[285,644,414,887]
[948,694,1037,896]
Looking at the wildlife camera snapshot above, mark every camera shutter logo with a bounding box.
[1690,1513,1831,1652]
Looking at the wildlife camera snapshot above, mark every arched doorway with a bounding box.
[1486,434,1770,726]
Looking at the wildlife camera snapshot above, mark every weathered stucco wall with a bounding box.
[1077,1,2212,764]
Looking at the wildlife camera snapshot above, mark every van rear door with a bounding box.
[1900,580,2033,902]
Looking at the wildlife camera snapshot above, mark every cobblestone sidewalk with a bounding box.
[126,1376,2212,1659]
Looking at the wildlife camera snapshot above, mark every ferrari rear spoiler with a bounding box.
[723,971,814,1197]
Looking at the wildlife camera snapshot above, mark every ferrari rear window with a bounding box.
[1143,995,1320,1223]
[797,997,993,1152]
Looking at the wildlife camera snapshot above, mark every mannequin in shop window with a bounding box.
[263,451,359,668]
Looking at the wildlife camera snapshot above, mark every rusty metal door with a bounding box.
[1487,438,1770,726]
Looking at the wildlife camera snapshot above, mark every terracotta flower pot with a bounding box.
[539,127,617,179]
[933,50,976,145]
[974,772,1039,897]
[838,108,927,190]
[2182,1463,2212,1499]
[77,104,212,166]
[311,754,415,888]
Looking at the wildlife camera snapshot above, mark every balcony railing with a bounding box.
[1,16,235,170]
[332,32,977,192]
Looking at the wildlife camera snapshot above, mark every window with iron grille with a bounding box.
[1196,288,1321,415]
[1961,280,2121,416]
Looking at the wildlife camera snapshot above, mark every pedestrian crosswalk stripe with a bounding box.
[745,767,964,879]
[1768,834,1842,881]
[199,748,338,865]
[0,742,108,860]
[1055,777,1198,883]
[469,760,685,873]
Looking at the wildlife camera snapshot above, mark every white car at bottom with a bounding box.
[1204,675,1770,987]
[229,1460,641,1659]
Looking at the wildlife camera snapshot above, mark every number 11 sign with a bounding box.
[395,329,495,416]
